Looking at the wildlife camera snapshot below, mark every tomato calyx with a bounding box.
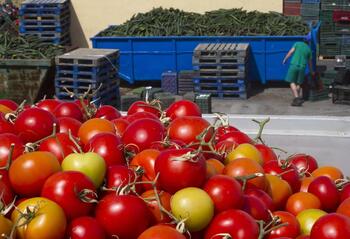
[258,213,290,239]
[63,85,99,119]
[4,100,27,124]
[171,150,203,163]
[24,123,59,152]
[210,233,232,239]
[76,188,99,204]
[336,177,350,190]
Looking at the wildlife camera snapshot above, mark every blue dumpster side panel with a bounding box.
[91,27,318,84]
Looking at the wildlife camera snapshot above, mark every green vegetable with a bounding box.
[0,31,65,59]
[98,8,309,37]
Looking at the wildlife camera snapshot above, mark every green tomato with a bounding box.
[62,152,106,188]
[296,208,327,235]
[170,187,214,232]
[226,143,263,165]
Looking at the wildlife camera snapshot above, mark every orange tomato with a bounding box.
[336,197,350,218]
[11,197,66,239]
[286,192,321,216]
[138,225,186,239]
[0,104,12,114]
[78,118,115,145]
[311,166,343,181]
[141,190,172,223]
[223,158,267,190]
[207,158,225,174]
[266,174,292,210]
[300,176,314,192]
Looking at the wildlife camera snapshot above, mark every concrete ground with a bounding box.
[212,87,350,116]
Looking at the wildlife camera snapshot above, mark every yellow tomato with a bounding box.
[296,209,327,235]
[171,187,214,232]
[11,197,66,239]
[225,143,263,165]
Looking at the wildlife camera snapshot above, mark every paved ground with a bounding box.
[121,82,350,116]
[212,87,350,116]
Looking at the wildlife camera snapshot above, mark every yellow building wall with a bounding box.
[70,0,283,47]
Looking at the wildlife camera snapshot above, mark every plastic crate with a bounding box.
[284,2,302,16]
[332,85,350,104]
[195,94,212,114]
[302,0,320,3]
[161,71,177,95]
[301,3,320,16]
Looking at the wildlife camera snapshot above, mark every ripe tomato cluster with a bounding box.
[0,98,350,239]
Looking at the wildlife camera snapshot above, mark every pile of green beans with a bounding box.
[98,8,309,37]
[0,31,65,59]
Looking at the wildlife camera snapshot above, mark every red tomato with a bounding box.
[138,225,186,239]
[242,194,270,221]
[264,160,301,193]
[214,125,240,142]
[267,211,300,239]
[41,171,96,220]
[255,144,278,165]
[105,165,142,194]
[57,117,82,137]
[340,183,350,202]
[68,216,106,239]
[308,176,340,212]
[127,101,161,117]
[126,111,160,123]
[289,154,318,174]
[204,209,259,239]
[0,133,24,167]
[141,190,172,223]
[155,148,207,194]
[94,105,121,120]
[54,102,84,122]
[9,151,61,197]
[217,131,253,145]
[310,213,350,239]
[14,108,59,143]
[95,194,152,239]
[39,132,80,163]
[244,188,274,211]
[0,99,18,110]
[112,118,130,137]
[0,114,14,134]
[122,118,166,153]
[0,170,15,205]
[203,175,243,213]
[36,99,62,114]
[165,100,201,120]
[84,132,125,167]
[168,116,211,145]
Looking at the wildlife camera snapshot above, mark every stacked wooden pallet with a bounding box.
[55,48,120,108]
[192,43,250,99]
[19,0,70,45]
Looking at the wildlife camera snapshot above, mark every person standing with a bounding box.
[283,34,314,106]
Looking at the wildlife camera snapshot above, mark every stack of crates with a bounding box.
[283,0,302,16]
[319,0,350,56]
[192,43,250,99]
[19,0,70,45]
[301,0,321,22]
[177,70,196,95]
[55,48,120,108]
[195,94,212,114]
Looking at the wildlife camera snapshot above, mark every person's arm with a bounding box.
[283,47,295,64]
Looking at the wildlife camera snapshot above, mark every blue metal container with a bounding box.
[91,25,319,84]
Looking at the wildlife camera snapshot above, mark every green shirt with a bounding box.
[290,42,312,68]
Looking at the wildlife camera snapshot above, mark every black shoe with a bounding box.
[298,97,305,104]
[291,98,302,107]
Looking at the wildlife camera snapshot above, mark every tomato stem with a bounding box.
[252,118,270,145]
[68,129,83,153]
[4,100,26,124]
[235,173,265,191]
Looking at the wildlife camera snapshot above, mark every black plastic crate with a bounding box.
[333,85,350,104]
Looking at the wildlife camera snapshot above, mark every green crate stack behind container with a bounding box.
[320,0,350,56]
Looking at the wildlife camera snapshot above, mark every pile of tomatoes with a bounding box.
[1,97,350,239]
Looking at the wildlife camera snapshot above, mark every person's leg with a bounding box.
[290,83,299,98]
